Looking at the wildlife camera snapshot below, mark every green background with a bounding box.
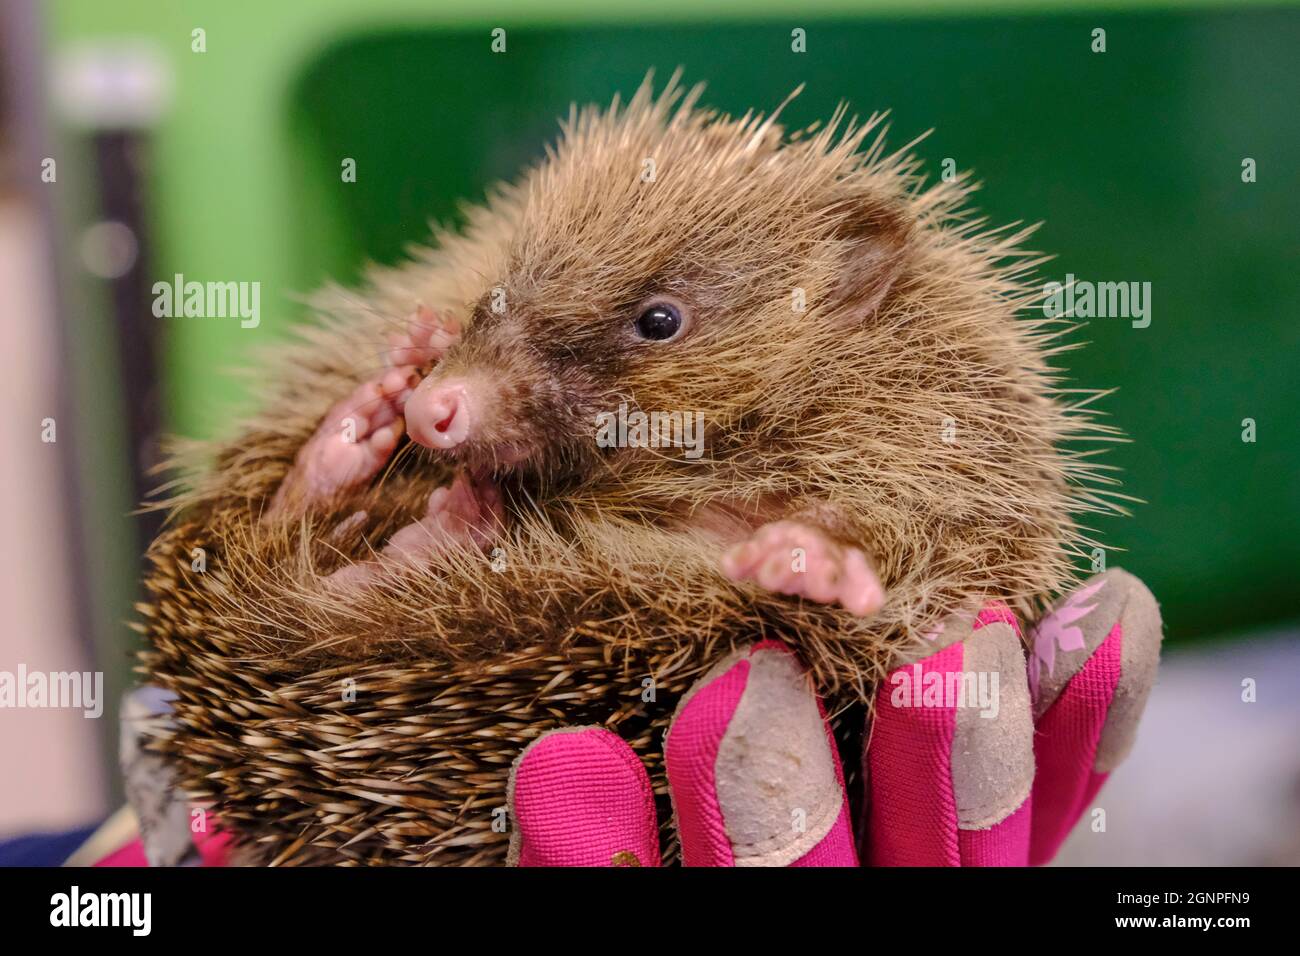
[47,0,1300,666]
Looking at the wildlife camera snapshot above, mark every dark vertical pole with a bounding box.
[90,129,164,549]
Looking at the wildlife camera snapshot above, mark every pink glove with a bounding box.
[506,568,1162,866]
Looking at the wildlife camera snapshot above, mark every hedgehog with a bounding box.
[137,73,1122,865]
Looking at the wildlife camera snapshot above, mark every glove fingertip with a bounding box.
[508,726,660,867]
[1027,568,1164,865]
[667,644,855,866]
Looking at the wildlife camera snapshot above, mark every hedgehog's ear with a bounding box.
[823,199,911,321]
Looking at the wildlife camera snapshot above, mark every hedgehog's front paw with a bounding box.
[720,520,885,617]
[384,472,503,559]
[267,306,461,520]
[324,473,503,589]
[268,366,419,518]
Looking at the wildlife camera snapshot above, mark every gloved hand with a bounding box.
[506,568,1162,866]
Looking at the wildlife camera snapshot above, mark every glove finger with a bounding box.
[665,641,856,867]
[506,726,660,867]
[120,685,202,867]
[865,604,1034,866]
[1027,568,1162,865]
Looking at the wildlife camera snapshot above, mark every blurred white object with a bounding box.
[53,42,171,130]
[79,219,138,278]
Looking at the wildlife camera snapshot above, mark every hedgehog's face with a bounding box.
[400,273,749,491]
[402,236,897,499]
[402,107,911,498]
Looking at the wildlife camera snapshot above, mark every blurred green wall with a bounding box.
[48,1,1300,650]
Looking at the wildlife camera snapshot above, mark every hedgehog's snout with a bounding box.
[407,376,477,450]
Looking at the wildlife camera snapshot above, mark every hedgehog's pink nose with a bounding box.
[407,378,475,450]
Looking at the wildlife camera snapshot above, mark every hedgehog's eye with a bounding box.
[634,300,687,342]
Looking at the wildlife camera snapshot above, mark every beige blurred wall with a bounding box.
[0,196,108,837]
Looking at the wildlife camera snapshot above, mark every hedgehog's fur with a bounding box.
[139,73,1124,865]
